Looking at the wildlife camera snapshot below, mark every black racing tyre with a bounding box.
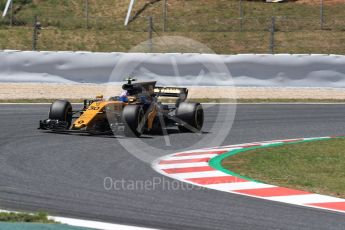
[121,105,144,137]
[49,100,72,127]
[176,102,204,132]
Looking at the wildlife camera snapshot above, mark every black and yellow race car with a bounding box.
[39,79,204,137]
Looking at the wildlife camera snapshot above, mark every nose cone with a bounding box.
[72,120,86,129]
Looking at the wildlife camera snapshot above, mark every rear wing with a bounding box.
[154,87,188,98]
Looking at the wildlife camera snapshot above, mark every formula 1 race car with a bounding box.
[39,78,204,137]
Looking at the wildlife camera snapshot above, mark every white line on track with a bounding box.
[158,162,210,169]
[0,209,157,230]
[267,194,345,205]
[166,171,229,179]
[51,216,157,230]
[163,154,218,160]
[204,182,276,191]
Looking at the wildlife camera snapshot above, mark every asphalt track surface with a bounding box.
[0,104,345,230]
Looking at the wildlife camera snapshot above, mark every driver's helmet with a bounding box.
[119,90,129,102]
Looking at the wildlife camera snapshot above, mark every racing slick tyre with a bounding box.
[122,105,145,137]
[176,102,204,132]
[49,100,73,127]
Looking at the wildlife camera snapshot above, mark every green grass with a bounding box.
[0,212,56,223]
[2,28,345,54]
[222,138,345,198]
[1,0,345,53]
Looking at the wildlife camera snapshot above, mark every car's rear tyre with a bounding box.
[49,100,72,127]
[176,102,204,132]
[122,105,144,137]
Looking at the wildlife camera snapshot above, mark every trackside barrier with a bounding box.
[1,51,345,87]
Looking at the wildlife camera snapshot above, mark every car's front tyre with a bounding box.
[121,105,144,137]
[49,100,73,128]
